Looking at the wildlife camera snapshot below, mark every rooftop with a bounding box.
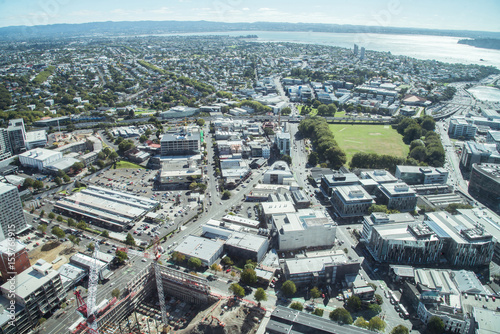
[285,252,349,275]
[174,235,223,263]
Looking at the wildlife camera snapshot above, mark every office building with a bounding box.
[160,127,201,156]
[173,235,223,266]
[448,117,477,139]
[470,308,500,334]
[361,212,416,242]
[0,182,28,241]
[24,130,47,150]
[360,47,365,60]
[459,141,500,173]
[330,185,374,218]
[468,163,500,213]
[0,129,12,161]
[320,172,360,197]
[486,130,500,151]
[0,260,65,334]
[0,239,30,283]
[7,118,26,154]
[156,158,202,190]
[283,251,360,287]
[425,212,495,267]
[353,44,359,56]
[274,131,290,156]
[271,209,336,251]
[395,165,449,185]
[376,182,417,212]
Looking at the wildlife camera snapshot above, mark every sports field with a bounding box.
[329,124,409,163]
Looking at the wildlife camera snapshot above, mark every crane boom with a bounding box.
[86,242,100,333]
[152,236,168,327]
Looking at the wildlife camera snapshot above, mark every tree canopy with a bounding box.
[329,308,353,324]
[282,280,297,296]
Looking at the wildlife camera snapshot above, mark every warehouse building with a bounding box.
[18,148,62,171]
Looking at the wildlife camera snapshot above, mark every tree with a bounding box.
[346,295,362,311]
[210,263,221,272]
[254,288,267,303]
[139,134,148,143]
[282,280,297,296]
[196,118,205,126]
[222,190,231,199]
[312,308,324,317]
[171,251,185,263]
[374,293,383,305]
[37,224,47,233]
[54,177,62,186]
[38,317,47,326]
[48,212,56,219]
[308,152,319,167]
[101,230,109,238]
[111,288,120,298]
[368,316,386,332]
[51,226,65,239]
[427,316,444,334]
[77,221,87,230]
[241,268,257,284]
[63,174,71,183]
[222,256,234,266]
[367,303,382,317]
[281,155,292,166]
[325,146,346,169]
[88,242,95,252]
[40,210,45,218]
[56,215,63,222]
[188,257,202,269]
[354,316,369,329]
[24,178,34,188]
[114,250,128,265]
[189,182,198,191]
[125,233,136,246]
[390,325,409,334]
[68,235,80,247]
[290,302,303,311]
[33,180,44,190]
[310,287,321,299]
[229,283,245,298]
[109,151,119,161]
[329,308,353,324]
[72,162,84,173]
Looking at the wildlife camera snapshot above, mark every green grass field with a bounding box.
[298,105,346,117]
[114,161,145,169]
[329,124,409,163]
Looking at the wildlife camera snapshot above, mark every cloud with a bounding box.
[242,8,249,11]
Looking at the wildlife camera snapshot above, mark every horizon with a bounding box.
[0,0,499,33]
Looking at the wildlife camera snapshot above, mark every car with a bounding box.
[269,283,275,288]
[226,269,231,273]
[142,258,147,262]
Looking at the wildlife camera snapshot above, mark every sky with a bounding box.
[0,0,499,32]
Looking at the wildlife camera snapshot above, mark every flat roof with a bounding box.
[0,264,60,300]
[0,238,25,254]
[19,148,61,161]
[285,252,349,275]
[174,235,223,263]
[25,130,46,142]
[261,201,296,215]
[226,231,267,252]
[473,307,500,334]
[334,185,373,202]
[380,182,416,196]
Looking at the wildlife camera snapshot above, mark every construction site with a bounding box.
[69,246,265,334]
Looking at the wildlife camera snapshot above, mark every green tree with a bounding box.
[171,251,185,263]
[139,134,148,143]
[308,152,319,166]
[111,288,120,298]
[67,218,75,226]
[37,224,47,233]
[282,280,297,297]
[222,256,234,266]
[188,257,202,269]
[189,182,198,191]
[48,212,56,219]
[390,325,409,334]
[109,151,119,161]
[427,316,444,334]
[114,250,128,265]
[88,242,95,252]
[290,302,303,311]
[310,287,321,299]
[40,210,45,218]
[56,215,63,222]
[63,174,71,183]
[312,308,324,317]
[101,230,109,238]
[241,268,257,284]
[229,283,245,298]
[77,221,87,230]
[67,235,80,247]
[222,190,231,199]
[210,263,221,272]
[33,180,44,189]
[329,308,353,324]
[346,295,362,311]
[354,316,369,329]
[281,155,292,166]
[51,226,65,239]
[374,293,383,305]
[72,162,84,173]
[367,303,382,317]
[125,233,136,246]
[54,177,62,186]
[196,118,205,126]
[24,178,34,188]
[254,288,267,303]
[368,316,386,332]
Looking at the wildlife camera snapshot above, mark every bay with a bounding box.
[468,86,500,102]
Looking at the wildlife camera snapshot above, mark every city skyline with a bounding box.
[0,0,499,33]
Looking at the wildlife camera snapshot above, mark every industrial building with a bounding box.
[70,253,113,280]
[18,148,63,171]
[395,165,449,185]
[156,158,202,190]
[282,251,361,287]
[54,186,159,231]
[271,209,336,251]
[0,260,65,334]
[0,182,28,241]
[261,201,296,224]
[468,163,500,214]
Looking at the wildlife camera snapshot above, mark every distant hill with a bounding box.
[1,20,500,41]
[458,38,500,50]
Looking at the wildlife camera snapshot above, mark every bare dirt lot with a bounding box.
[28,240,78,269]
[182,298,264,334]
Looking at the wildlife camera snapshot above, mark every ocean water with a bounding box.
[151,30,500,69]
[468,86,500,102]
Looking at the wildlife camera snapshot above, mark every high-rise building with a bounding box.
[0,128,12,161]
[0,182,28,241]
[7,118,26,154]
[0,239,30,283]
[353,44,359,56]
[160,127,201,156]
[360,47,366,60]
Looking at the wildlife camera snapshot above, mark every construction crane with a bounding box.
[74,241,101,334]
[149,235,168,332]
